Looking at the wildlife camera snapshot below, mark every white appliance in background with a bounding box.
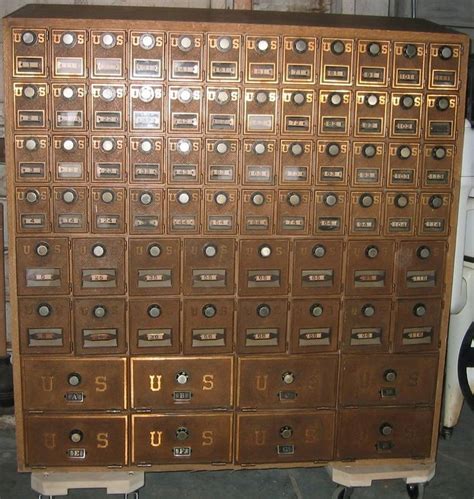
[442,119,474,437]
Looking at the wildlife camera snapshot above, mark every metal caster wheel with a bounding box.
[441,426,454,439]
[125,493,139,499]
[406,483,425,499]
[332,485,354,499]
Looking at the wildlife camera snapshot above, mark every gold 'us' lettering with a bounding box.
[41,376,54,392]
[95,376,107,392]
[97,432,109,448]
[305,428,317,443]
[44,433,56,449]
[256,375,268,391]
[149,375,162,392]
[255,430,266,446]
[202,431,213,446]
[202,374,214,391]
[150,431,163,447]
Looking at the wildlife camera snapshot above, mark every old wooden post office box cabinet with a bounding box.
[3,4,468,476]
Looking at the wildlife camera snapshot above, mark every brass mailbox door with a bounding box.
[132,413,232,465]
[129,298,180,355]
[320,38,354,85]
[396,240,446,296]
[90,30,126,79]
[14,82,48,130]
[15,186,51,233]
[336,408,433,460]
[339,353,438,406]
[236,411,335,464]
[169,86,203,133]
[91,187,126,234]
[418,192,451,237]
[73,298,127,355]
[351,142,385,188]
[206,87,240,134]
[318,89,352,136]
[245,36,279,84]
[52,135,88,183]
[422,144,455,189]
[345,240,395,296]
[236,298,288,354]
[183,238,235,296]
[14,134,49,183]
[290,298,340,353]
[389,92,423,138]
[205,139,239,184]
[392,42,425,89]
[341,298,391,352]
[53,186,88,233]
[167,137,202,185]
[387,142,420,189]
[349,191,382,236]
[242,139,276,186]
[315,140,349,186]
[183,298,234,355]
[130,31,165,80]
[292,239,343,296]
[91,83,126,132]
[51,29,87,79]
[238,239,289,296]
[12,28,48,77]
[91,135,126,183]
[244,88,278,135]
[128,238,180,296]
[16,237,69,296]
[72,237,126,296]
[131,357,233,410]
[203,189,238,235]
[425,94,457,140]
[279,140,313,186]
[207,34,241,82]
[283,36,317,85]
[393,298,442,352]
[354,91,387,138]
[356,40,390,87]
[130,84,163,132]
[129,188,164,235]
[22,357,127,411]
[276,189,311,235]
[428,43,462,90]
[384,191,417,236]
[26,415,128,467]
[240,189,274,235]
[129,137,164,184]
[281,89,314,135]
[51,83,87,131]
[313,190,347,236]
[168,33,203,81]
[237,355,338,409]
[19,297,71,354]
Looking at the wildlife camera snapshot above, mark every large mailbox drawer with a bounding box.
[22,358,127,411]
[132,413,232,465]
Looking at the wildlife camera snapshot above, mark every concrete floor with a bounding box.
[0,406,473,499]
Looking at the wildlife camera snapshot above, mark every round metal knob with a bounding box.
[101,33,116,49]
[177,192,190,205]
[178,35,193,51]
[35,243,49,257]
[432,146,447,160]
[280,426,293,439]
[403,43,418,59]
[384,369,397,382]
[203,244,218,258]
[290,142,304,157]
[92,244,106,258]
[312,244,326,258]
[93,305,107,319]
[177,139,192,155]
[359,193,374,208]
[202,304,217,318]
[255,91,269,105]
[259,245,272,258]
[367,42,381,57]
[257,304,271,318]
[253,142,266,155]
[251,192,265,206]
[61,32,77,48]
[25,138,39,152]
[62,138,77,152]
[413,303,426,317]
[395,194,409,208]
[256,38,269,53]
[287,192,301,207]
[140,192,153,205]
[293,38,308,54]
[217,36,232,52]
[178,87,193,104]
[214,192,228,206]
[21,31,37,46]
[139,85,155,103]
[362,304,375,318]
[69,430,84,444]
[148,244,161,258]
[101,190,115,203]
[310,303,324,317]
[25,190,39,204]
[67,373,81,387]
[100,138,116,153]
[215,141,229,154]
[176,371,189,385]
[61,86,76,100]
[100,86,116,102]
[176,427,190,441]
[365,245,379,259]
[362,144,377,158]
[324,193,338,207]
[397,145,412,160]
[282,372,295,384]
[62,190,77,204]
[379,423,393,436]
[329,92,342,106]
[331,40,345,55]
[216,89,231,105]
[23,85,37,99]
[365,94,379,107]
[327,143,340,157]
[139,139,153,154]
[292,92,306,106]
[148,304,162,318]
[37,303,52,318]
[436,97,450,111]
[401,95,415,109]
[417,246,431,260]
[439,45,453,60]
[139,33,156,50]
[429,195,443,209]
